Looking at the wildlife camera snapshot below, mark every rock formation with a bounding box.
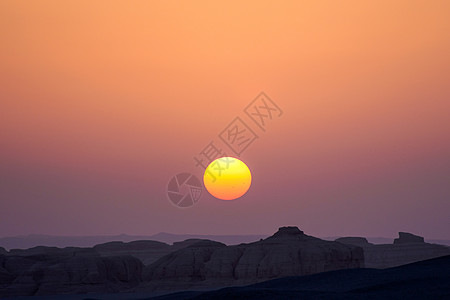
[0,247,143,297]
[93,239,217,266]
[3,228,362,297]
[336,232,450,268]
[142,226,364,290]
[394,232,425,244]
[2,228,448,297]
[94,240,172,266]
[335,237,372,247]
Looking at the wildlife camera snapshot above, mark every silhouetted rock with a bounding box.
[336,232,450,268]
[142,227,364,290]
[0,233,269,250]
[33,255,143,296]
[0,248,144,298]
[270,226,304,237]
[3,228,448,298]
[0,237,225,297]
[172,239,215,250]
[94,240,170,252]
[149,232,268,246]
[394,232,425,244]
[0,255,14,284]
[8,246,95,259]
[144,240,226,283]
[336,237,372,247]
[94,240,174,266]
[93,239,227,267]
[238,227,363,278]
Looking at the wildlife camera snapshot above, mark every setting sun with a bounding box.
[203,157,252,200]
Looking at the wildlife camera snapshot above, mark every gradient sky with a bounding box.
[1,1,449,239]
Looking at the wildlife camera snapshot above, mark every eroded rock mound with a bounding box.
[336,237,372,247]
[394,232,425,244]
[143,226,364,288]
[94,240,172,266]
[0,248,143,298]
[336,232,450,268]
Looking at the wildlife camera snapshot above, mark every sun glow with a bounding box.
[203,157,252,200]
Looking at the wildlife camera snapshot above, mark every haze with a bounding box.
[0,1,449,239]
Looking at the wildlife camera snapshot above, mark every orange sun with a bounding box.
[203,157,252,200]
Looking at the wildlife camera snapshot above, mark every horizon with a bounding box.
[2,229,450,241]
[2,228,450,252]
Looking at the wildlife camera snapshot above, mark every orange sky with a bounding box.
[1,1,449,239]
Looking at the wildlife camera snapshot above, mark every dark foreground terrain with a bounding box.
[5,255,448,300]
[150,255,450,300]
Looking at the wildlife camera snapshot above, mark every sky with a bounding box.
[1,1,449,239]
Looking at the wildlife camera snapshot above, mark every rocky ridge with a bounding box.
[336,232,450,268]
[142,227,364,290]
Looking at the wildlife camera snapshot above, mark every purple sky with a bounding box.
[1,1,449,239]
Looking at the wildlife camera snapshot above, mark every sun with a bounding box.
[203,157,252,200]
